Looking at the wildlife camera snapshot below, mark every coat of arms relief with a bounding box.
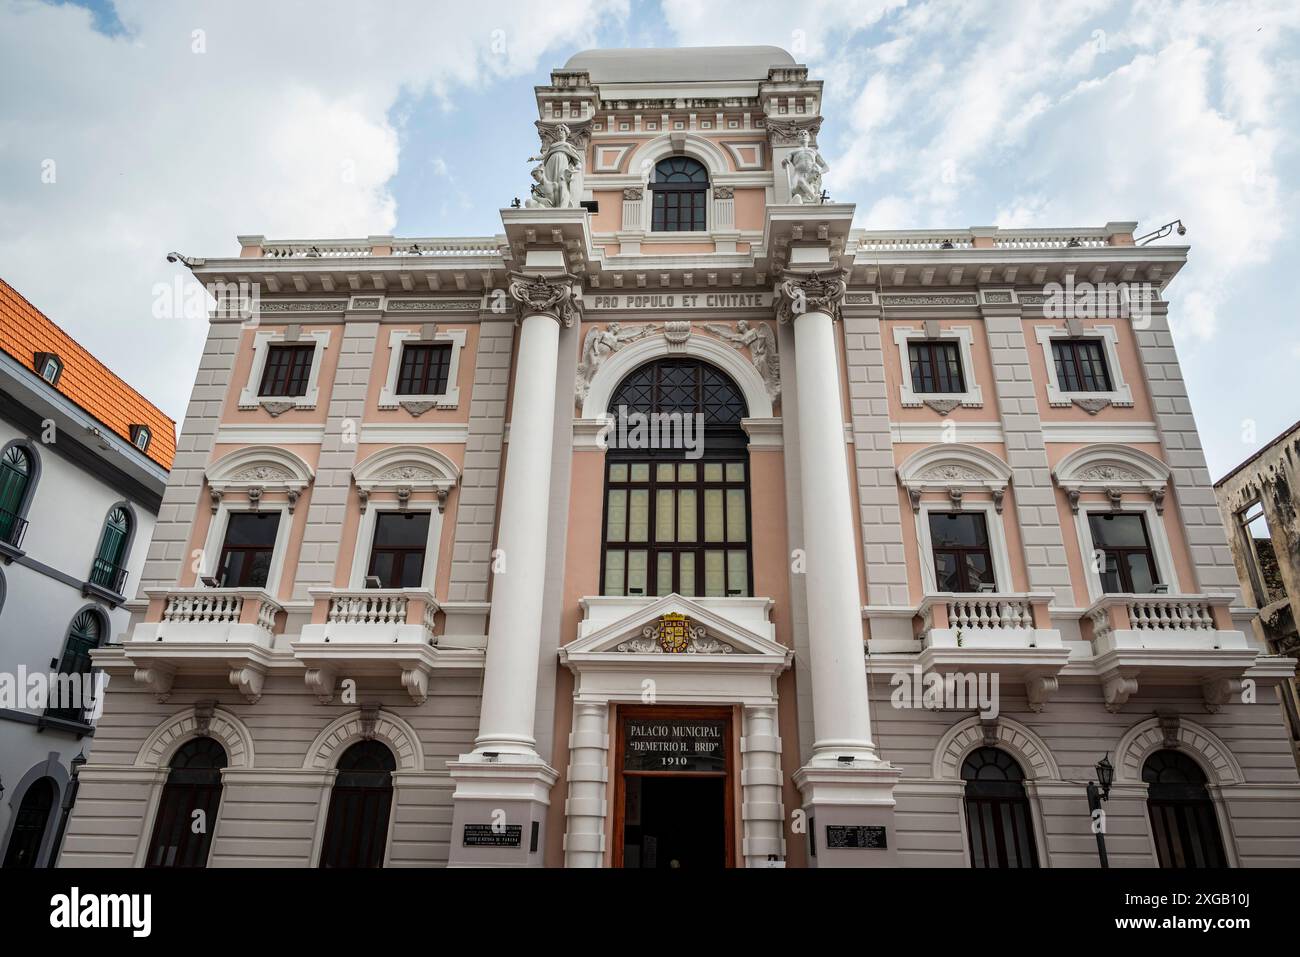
[615,613,736,654]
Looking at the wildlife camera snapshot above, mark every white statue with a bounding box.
[781,129,828,205]
[705,320,780,400]
[525,122,583,209]
[576,322,659,403]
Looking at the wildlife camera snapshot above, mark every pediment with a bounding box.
[565,594,789,661]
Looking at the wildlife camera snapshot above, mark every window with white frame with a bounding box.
[1034,325,1133,409]
[1087,512,1160,594]
[238,329,330,411]
[892,325,982,408]
[378,328,466,410]
[366,512,431,588]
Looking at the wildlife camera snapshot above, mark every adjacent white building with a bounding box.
[0,278,171,867]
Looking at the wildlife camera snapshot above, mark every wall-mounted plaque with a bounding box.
[623,718,727,773]
[462,824,523,848]
[825,825,887,849]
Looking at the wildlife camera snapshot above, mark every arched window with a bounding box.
[145,737,227,867]
[650,156,708,232]
[89,506,131,595]
[46,610,103,723]
[602,359,751,598]
[1143,750,1227,868]
[0,443,34,547]
[319,740,396,868]
[2,777,56,868]
[961,747,1039,868]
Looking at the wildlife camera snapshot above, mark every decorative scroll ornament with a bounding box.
[780,128,829,204]
[231,465,293,482]
[704,320,781,401]
[1078,465,1141,482]
[919,465,983,483]
[776,269,847,324]
[1073,397,1112,415]
[616,614,736,655]
[507,272,581,327]
[525,121,585,209]
[575,322,660,403]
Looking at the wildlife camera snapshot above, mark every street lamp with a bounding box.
[1086,754,1114,868]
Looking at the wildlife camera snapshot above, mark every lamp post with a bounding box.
[1086,754,1115,869]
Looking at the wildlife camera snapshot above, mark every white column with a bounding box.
[473,306,563,756]
[563,701,610,868]
[789,290,879,763]
[741,704,786,866]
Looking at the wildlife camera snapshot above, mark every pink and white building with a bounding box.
[60,45,1300,869]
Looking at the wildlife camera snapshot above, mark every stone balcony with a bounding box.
[907,592,1069,711]
[1083,593,1260,712]
[132,588,283,646]
[298,588,439,645]
[291,588,481,705]
[118,588,286,703]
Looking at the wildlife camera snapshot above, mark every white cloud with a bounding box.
[0,0,627,421]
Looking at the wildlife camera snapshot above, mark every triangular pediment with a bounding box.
[567,594,788,659]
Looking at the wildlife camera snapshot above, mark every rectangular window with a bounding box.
[908,340,966,394]
[258,343,315,398]
[217,512,281,587]
[602,457,751,597]
[928,511,995,593]
[396,343,453,396]
[1089,513,1159,594]
[367,512,431,588]
[1051,339,1113,393]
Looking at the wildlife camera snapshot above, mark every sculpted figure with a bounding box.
[525,122,583,209]
[781,129,828,205]
[576,322,659,403]
[705,320,781,400]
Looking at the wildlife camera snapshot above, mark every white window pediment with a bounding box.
[351,445,459,511]
[897,443,1012,510]
[206,446,314,509]
[1053,444,1170,498]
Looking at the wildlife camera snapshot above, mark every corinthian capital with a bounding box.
[776,269,847,324]
[507,272,581,327]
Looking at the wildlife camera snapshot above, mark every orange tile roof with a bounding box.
[0,277,175,470]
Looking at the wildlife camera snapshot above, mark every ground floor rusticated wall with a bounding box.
[57,674,482,868]
[58,667,1300,868]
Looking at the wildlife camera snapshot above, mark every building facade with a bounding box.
[60,46,1300,869]
[0,278,171,868]
[1215,421,1300,770]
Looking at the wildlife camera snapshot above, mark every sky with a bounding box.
[1,0,1297,478]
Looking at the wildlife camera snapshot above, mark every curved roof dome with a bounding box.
[562,46,795,83]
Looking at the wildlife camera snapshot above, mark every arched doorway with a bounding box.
[961,747,1039,868]
[1143,749,1227,868]
[2,777,56,868]
[145,736,227,867]
[319,740,396,868]
[601,357,751,599]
